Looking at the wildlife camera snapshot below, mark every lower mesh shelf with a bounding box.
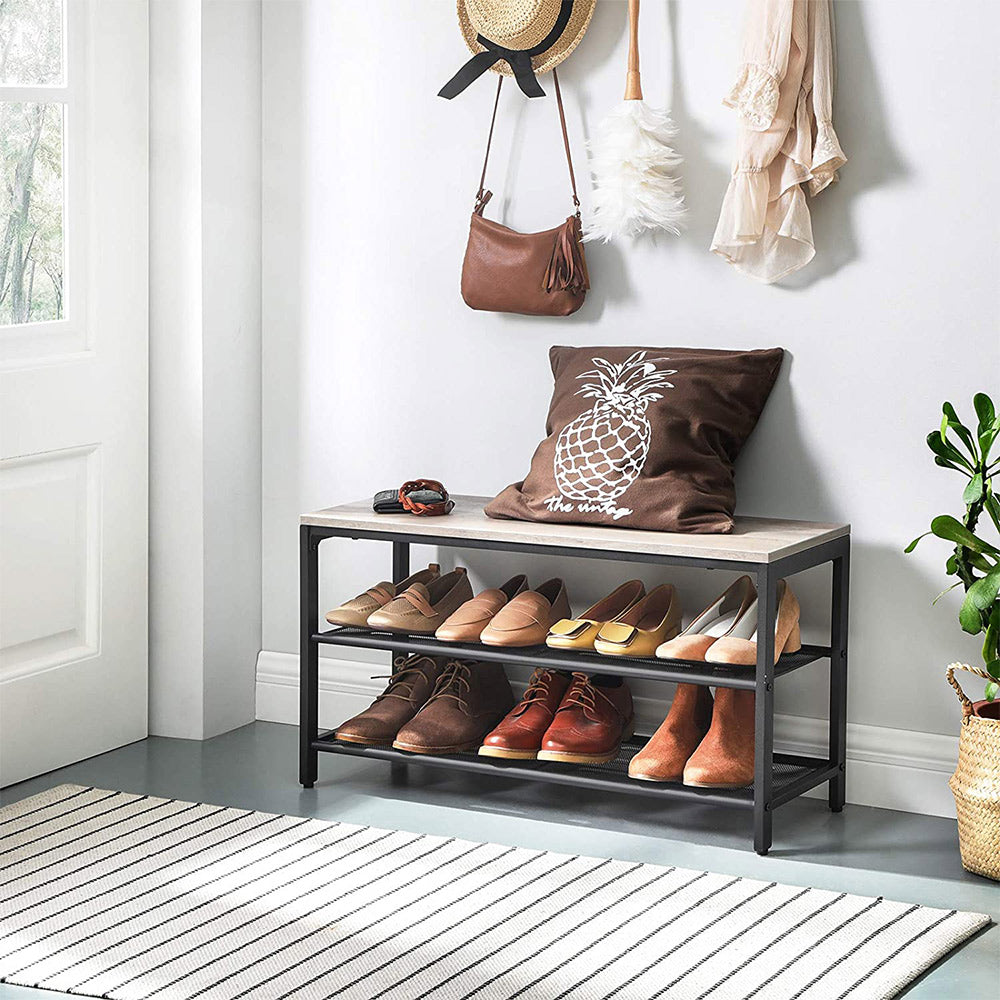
[314,730,828,802]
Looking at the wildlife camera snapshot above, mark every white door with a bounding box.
[0,0,148,785]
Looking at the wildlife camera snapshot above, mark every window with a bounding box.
[0,0,72,346]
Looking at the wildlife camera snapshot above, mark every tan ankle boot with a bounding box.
[629,684,714,782]
[682,688,756,788]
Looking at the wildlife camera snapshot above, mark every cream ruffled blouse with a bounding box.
[711,0,846,283]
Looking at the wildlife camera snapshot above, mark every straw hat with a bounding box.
[457,0,596,78]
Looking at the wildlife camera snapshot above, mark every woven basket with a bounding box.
[947,662,1000,881]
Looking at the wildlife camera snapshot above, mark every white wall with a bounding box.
[259,1,1000,808]
[149,0,262,739]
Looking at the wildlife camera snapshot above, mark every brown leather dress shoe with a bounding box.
[683,687,756,788]
[479,669,572,759]
[628,684,714,782]
[334,654,448,746]
[435,574,528,643]
[367,568,473,634]
[479,578,571,647]
[537,673,634,765]
[326,564,440,628]
[393,660,515,754]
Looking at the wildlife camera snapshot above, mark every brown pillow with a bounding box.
[485,345,784,533]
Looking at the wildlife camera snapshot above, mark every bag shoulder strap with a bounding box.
[475,68,580,217]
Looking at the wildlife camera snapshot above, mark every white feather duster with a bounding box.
[584,0,685,243]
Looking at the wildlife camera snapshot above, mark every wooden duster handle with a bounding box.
[624,0,642,100]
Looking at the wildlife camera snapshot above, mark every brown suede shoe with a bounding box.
[393,660,515,754]
[683,688,756,788]
[334,654,448,746]
[628,684,714,782]
[326,564,440,628]
[537,673,634,765]
[479,578,571,647]
[367,568,473,634]
[479,669,572,759]
[435,574,529,643]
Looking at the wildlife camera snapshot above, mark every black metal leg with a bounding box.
[829,540,850,811]
[392,541,410,582]
[754,564,777,855]
[300,525,320,788]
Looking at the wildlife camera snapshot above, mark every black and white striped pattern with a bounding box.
[0,784,987,1000]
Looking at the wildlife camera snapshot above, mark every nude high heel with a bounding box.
[703,579,801,666]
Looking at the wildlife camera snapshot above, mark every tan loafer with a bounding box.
[655,576,756,661]
[546,580,645,651]
[480,578,571,648]
[435,574,528,643]
[367,568,473,635]
[326,563,440,628]
[704,579,801,666]
[593,584,682,658]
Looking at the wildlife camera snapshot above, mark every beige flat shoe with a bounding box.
[704,579,801,666]
[480,578,571,648]
[593,584,682,658]
[435,574,529,643]
[367,568,473,635]
[654,576,756,661]
[326,563,440,628]
[546,580,645,651]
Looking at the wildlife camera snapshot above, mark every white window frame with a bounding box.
[0,0,88,370]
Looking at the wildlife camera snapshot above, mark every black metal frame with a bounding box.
[299,522,849,855]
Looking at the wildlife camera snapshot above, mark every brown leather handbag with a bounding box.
[461,70,589,317]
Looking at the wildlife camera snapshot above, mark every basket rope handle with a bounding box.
[946,662,992,719]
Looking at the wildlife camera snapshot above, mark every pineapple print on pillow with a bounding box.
[547,352,677,521]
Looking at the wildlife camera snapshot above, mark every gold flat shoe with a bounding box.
[546,579,645,651]
[593,584,682,658]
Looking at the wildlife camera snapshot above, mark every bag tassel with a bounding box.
[544,215,590,293]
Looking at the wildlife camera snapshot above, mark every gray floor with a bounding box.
[1,721,996,1000]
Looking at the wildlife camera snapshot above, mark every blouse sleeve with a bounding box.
[808,0,846,194]
[723,0,796,131]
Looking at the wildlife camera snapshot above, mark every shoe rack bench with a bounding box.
[300,496,850,855]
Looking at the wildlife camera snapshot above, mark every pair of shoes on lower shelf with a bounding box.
[334,655,514,754]
[545,576,801,664]
[334,658,633,764]
[481,670,633,764]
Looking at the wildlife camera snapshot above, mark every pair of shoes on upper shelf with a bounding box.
[325,566,571,645]
[546,580,681,657]
[334,655,514,754]
[481,670,633,764]
[325,563,473,634]
[627,578,801,788]
[545,576,801,665]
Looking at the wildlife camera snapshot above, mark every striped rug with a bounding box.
[0,785,988,1000]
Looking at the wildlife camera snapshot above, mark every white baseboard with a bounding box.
[256,649,959,819]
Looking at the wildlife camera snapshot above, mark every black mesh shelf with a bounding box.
[314,626,830,689]
[312,731,837,811]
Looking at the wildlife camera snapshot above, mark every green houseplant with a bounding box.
[907,393,1000,880]
[906,393,1000,702]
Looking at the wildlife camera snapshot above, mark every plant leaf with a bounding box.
[963,473,984,506]
[986,493,1000,534]
[904,531,930,553]
[958,594,985,634]
[932,581,963,604]
[927,431,974,472]
[974,392,995,434]
[942,402,979,460]
[931,515,1000,554]
[986,659,1000,681]
[986,680,998,702]
[967,565,1000,611]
